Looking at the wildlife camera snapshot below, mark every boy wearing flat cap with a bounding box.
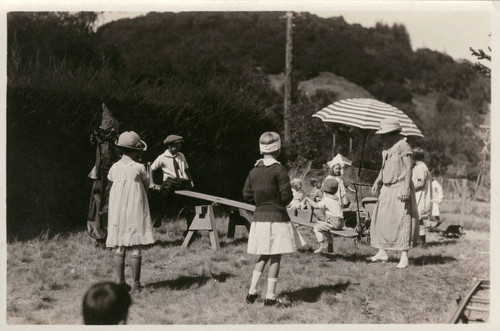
[150,135,194,226]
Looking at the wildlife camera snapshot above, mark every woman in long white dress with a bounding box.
[368,118,419,269]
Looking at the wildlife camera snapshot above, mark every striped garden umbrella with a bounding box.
[313,98,424,223]
[312,98,424,137]
[313,97,424,177]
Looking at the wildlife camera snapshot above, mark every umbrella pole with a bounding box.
[358,131,367,179]
[355,131,367,229]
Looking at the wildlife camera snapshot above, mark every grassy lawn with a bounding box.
[7,201,489,324]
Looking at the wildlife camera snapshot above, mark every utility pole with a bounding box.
[283,11,293,149]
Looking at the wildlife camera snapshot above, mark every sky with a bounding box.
[319,10,491,63]
[94,1,494,64]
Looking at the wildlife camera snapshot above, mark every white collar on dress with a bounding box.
[254,158,281,167]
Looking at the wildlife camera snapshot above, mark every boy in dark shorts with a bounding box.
[150,135,195,228]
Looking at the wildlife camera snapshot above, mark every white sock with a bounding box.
[249,270,262,295]
[266,277,278,300]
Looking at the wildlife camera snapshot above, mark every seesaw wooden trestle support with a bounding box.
[176,190,254,251]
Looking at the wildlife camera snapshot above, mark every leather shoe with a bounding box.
[246,293,259,304]
[264,295,291,308]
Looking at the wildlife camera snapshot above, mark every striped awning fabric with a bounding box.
[312,98,424,137]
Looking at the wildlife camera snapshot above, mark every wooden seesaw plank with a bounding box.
[176,190,360,247]
[175,190,256,211]
[286,209,359,238]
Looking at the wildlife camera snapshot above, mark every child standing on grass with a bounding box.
[304,177,344,253]
[243,132,305,308]
[82,281,132,325]
[431,174,443,227]
[106,131,155,293]
[412,147,432,247]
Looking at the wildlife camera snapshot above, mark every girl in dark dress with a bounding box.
[242,132,305,307]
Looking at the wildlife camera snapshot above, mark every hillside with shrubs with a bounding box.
[7,12,489,239]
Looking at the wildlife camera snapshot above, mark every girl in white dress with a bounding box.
[106,131,155,292]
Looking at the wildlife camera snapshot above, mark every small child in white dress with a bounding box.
[431,176,444,227]
[288,178,305,210]
[325,163,350,208]
[106,131,155,292]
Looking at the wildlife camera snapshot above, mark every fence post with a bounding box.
[460,179,467,227]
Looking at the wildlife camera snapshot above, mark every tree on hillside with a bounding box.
[423,95,482,178]
[469,47,491,78]
[8,12,109,77]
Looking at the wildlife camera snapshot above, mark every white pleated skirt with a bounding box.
[247,221,306,255]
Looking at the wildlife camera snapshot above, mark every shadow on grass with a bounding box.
[425,240,458,247]
[320,251,457,266]
[320,253,373,263]
[282,281,351,303]
[146,272,232,290]
[219,237,248,247]
[153,239,185,248]
[410,255,457,266]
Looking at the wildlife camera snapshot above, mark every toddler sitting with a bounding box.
[304,177,345,253]
[309,177,324,202]
[288,178,305,210]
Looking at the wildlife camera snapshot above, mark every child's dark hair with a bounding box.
[413,147,424,161]
[82,282,132,325]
